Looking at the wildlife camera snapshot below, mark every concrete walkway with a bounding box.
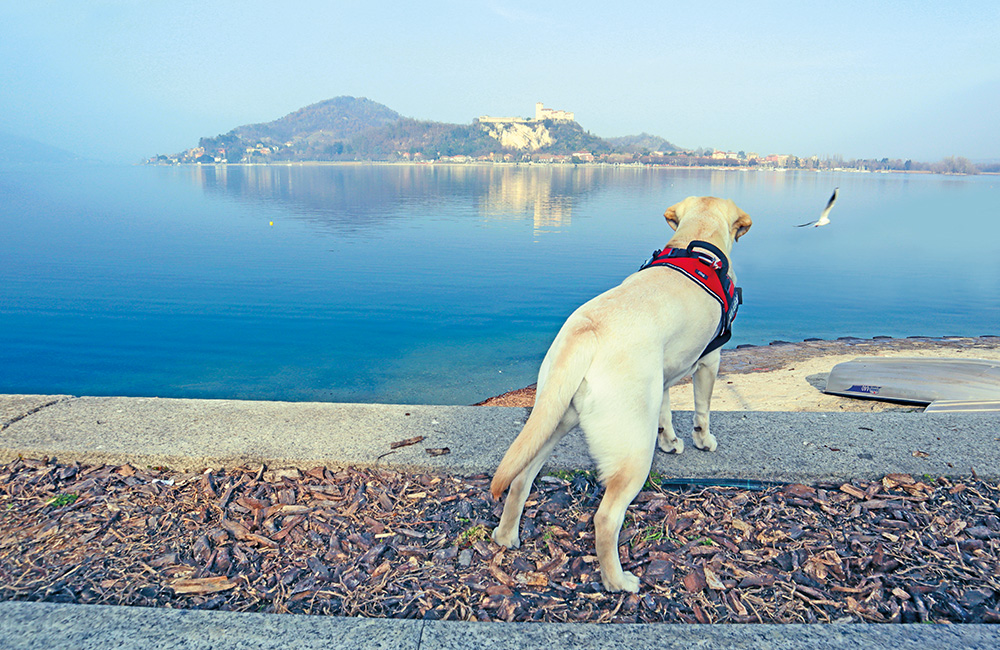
[3,600,1000,650]
[1,393,999,649]
[3,394,999,481]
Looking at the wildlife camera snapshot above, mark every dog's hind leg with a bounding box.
[582,394,658,593]
[593,447,654,593]
[656,389,684,454]
[492,408,579,549]
[691,349,721,451]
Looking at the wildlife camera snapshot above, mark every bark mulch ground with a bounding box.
[1,457,998,624]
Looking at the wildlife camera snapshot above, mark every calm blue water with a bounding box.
[2,163,998,404]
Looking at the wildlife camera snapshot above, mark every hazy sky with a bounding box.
[2,1,998,163]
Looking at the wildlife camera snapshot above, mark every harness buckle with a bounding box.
[685,240,729,276]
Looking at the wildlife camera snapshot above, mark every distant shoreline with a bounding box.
[146,160,995,176]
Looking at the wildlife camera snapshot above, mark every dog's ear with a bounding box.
[664,205,680,231]
[732,209,752,241]
[664,198,691,231]
[665,196,700,230]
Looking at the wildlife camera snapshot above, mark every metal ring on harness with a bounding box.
[685,240,729,276]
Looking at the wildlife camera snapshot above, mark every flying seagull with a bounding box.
[795,187,839,227]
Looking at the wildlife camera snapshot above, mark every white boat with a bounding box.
[824,357,1000,412]
[924,399,1000,413]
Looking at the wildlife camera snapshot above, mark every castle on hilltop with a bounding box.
[534,102,574,122]
[477,102,575,125]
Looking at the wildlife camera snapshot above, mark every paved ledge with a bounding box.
[1,395,998,482]
[3,602,1000,650]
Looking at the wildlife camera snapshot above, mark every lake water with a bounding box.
[2,163,998,405]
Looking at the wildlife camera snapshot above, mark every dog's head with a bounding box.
[664,196,752,250]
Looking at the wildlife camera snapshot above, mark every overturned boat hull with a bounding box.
[824,357,1000,405]
[924,399,1000,413]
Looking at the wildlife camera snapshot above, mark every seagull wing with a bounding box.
[824,187,839,212]
[817,187,839,222]
[795,187,839,228]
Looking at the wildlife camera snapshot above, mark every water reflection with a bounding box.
[190,164,486,234]
[185,163,618,237]
[178,163,1000,269]
[477,166,585,236]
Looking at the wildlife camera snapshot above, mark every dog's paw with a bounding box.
[693,430,718,452]
[658,436,684,454]
[602,570,641,593]
[491,527,520,549]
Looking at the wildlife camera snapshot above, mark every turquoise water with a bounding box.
[2,163,998,404]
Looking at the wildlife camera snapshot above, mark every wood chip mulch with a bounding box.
[1,458,998,624]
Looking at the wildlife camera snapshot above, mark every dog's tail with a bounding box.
[490,325,596,500]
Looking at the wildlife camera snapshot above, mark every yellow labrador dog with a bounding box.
[490,196,751,593]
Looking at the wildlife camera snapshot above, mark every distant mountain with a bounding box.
[165,97,682,163]
[194,97,400,162]
[232,97,402,143]
[606,133,683,153]
[0,131,82,164]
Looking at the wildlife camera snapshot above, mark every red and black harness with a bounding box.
[638,240,742,359]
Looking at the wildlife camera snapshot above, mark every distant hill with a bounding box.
[0,131,82,164]
[165,96,683,163]
[195,97,401,162]
[232,97,402,143]
[606,133,683,153]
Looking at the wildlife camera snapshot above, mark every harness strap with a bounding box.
[638,240,742,358]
